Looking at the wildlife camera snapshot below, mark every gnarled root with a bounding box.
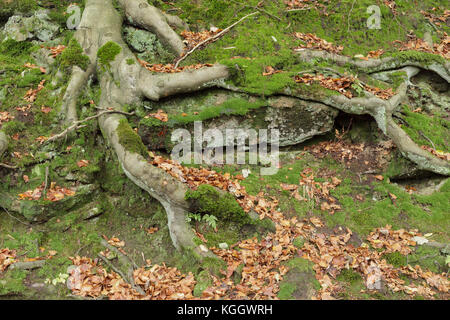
[61,0,227,255]
[118,0,186,55]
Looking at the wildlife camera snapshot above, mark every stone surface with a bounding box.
[1,10,59,42]
[138,90,338,150]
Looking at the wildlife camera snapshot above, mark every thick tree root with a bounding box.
[62,0,227,254]
[296,49,450,82]
[291,50,450,175]
[118,0,186,55]
[60,0,449,253]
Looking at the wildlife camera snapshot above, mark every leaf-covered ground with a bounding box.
[0,0,449,300]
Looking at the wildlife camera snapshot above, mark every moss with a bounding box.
[0,269,27,295]
[337,268,362,284]
[193,270,213,297]
[126,58,135,65]
[185,184,252,225]
[1,120,25,135]
[116,119,148,157]
[59,38,90,71]
[293,236,305,249]
[97,41,122,69]
[0,39,33,57]
[390,50,446,66]
[383,252,407,267]
[398,105,450,153]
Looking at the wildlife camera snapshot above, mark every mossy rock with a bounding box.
[0,184,98,222]
[185,184,252,225]
[277,257,320,300]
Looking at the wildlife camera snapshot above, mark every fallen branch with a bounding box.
[174,11,259,68]
[0,163,17,169]
[9,260,45,270]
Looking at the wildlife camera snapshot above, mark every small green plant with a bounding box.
[186,213,218,231]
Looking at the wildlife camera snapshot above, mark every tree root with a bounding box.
[118,0,185,55]
[295,49,450,82]
[61,0,227,255]
[58,0,450,255]
[291,50,450,175]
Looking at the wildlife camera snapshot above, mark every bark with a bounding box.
[118,0,185,55]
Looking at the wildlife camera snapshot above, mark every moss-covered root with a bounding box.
[118,0,185,55]
[386,118,450,175]
[0,130,8,158]
[59,4,102,124]
[295,49,450,82]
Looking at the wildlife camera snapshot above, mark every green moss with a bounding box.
[193,270,213,297]
[97,41,122,69]
[399,105,450,153]
[1,120,25,135]
[59,38,90,71]
[0,269,27,295]
[126,58,135,65]
[117,119,148,157]
[382,252,407,267]
[337,268,362,284]
[0,39,33,57]
[277,282,297,300]
[185,184,252,225]
[390,50,446,66]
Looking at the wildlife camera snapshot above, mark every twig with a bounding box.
[174,11,259,68]
[43,166,49,199]
[45,109,135,144]
[418,130,436,150]
[0,204,45,232]
[0,163,17,169]
[347,0,357,34]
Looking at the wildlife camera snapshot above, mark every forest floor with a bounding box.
[0,0,449,300]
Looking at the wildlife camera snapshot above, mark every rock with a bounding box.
[218,242,229,250]
[138,90,338,150]
[123,26,172,62]
[267,96,338,146]
[412,236,429,245]
[1,10,59,42]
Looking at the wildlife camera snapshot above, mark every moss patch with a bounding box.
[97,41,122,69]
[117,119,148,157]
[59,38,90,71]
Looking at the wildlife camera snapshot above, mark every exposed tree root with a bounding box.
[61,0,227,255]
[291,50,450,175]
[296,49,450,82]
[118,0,185,56]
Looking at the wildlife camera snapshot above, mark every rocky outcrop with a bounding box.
[138,90,338,150]
[1,10,59,42]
